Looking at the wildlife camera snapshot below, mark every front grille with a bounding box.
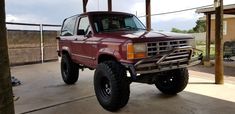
[134,40,196,74]
[147,40,188,57]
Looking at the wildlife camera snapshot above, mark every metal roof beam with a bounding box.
[108,0,112,12]
[146,0,151,31]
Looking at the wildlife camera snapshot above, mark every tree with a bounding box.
[193,20,206,33]
[171,28,181,33]
[171,20,206,34]
[0,0,15,113]
[171,28,188,33]
[187,29,195,33]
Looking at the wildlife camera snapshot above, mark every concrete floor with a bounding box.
[11,62,235,114]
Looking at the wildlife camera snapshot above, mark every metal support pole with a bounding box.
[83,0,88,13]
[146,0,151,31]
[214,0,224,84]
[40,24,44,63]
[108,0,112,12]
[204,14,211,66]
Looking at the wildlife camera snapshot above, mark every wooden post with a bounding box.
[204,14,211,66]
[83,0,88,13]
[108,0,112,12]
[0,0,15,113]
[146,0,151,31]
[214,0,224,84]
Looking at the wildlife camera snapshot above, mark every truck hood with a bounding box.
[95,31,194,42]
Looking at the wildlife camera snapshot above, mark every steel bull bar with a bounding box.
[123,46,203,80]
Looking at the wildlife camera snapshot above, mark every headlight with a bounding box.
[133,43,147,52]
[127,43,147,59]
[187,38,196,49]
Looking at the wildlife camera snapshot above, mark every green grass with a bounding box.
[196,44,215,59]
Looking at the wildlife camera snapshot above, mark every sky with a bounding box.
[5,0,235,31]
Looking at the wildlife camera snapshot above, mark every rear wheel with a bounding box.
[61,54,79,84]
[94,61,130,111]
[155,68,189,95]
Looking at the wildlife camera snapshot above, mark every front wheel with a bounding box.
[155,68,189,95]
[61,54,79,84]
[94,61,130,111]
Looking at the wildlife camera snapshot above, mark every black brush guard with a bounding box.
[122,46,203,80]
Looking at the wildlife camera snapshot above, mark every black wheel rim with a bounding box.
[100,77,111,98]
[158,75,176,88]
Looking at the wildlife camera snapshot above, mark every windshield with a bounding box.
[92,14,146,33]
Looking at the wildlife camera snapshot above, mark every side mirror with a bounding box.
[56,36,60,40]
[77,29,85,35]
[85,31,92,38]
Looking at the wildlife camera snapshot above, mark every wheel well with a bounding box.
[98,54,117,63]
[62,50,69,56]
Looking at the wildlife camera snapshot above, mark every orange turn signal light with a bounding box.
[127,44,134,53]
[127,44,146,59]
[134,52,146,58]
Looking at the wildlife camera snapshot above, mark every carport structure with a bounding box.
[82,0,152,31]
[197,4,235,63]
[0,0,227,113]
[196,3,235,84]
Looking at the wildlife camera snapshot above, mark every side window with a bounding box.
[61,16,77,36]
[124,17,136,28]
[78,17,90,35]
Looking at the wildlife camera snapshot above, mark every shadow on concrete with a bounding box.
[11,62,235,114]
[26,86,235,114]
[189,65,235,77]
[188,82,215,84]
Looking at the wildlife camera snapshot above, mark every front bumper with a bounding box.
[122,46,203,79]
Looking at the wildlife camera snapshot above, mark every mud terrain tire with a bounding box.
[155,68,189,95]
[94,61,130,111]
[61,54,79,84]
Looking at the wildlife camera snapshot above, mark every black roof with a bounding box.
[65,11,135,20]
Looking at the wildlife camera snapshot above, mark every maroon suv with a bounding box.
[57,11,202,111]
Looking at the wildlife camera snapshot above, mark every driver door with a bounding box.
[71,16,94,66]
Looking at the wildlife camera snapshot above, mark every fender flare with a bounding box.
[96,48,122,63]
[61,46,71,56]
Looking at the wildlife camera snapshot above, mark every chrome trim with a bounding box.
[147,40,189,57]
[136,60,201,74]
[72,53,96,60]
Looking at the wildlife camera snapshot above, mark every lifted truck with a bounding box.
[57,11,202,111]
